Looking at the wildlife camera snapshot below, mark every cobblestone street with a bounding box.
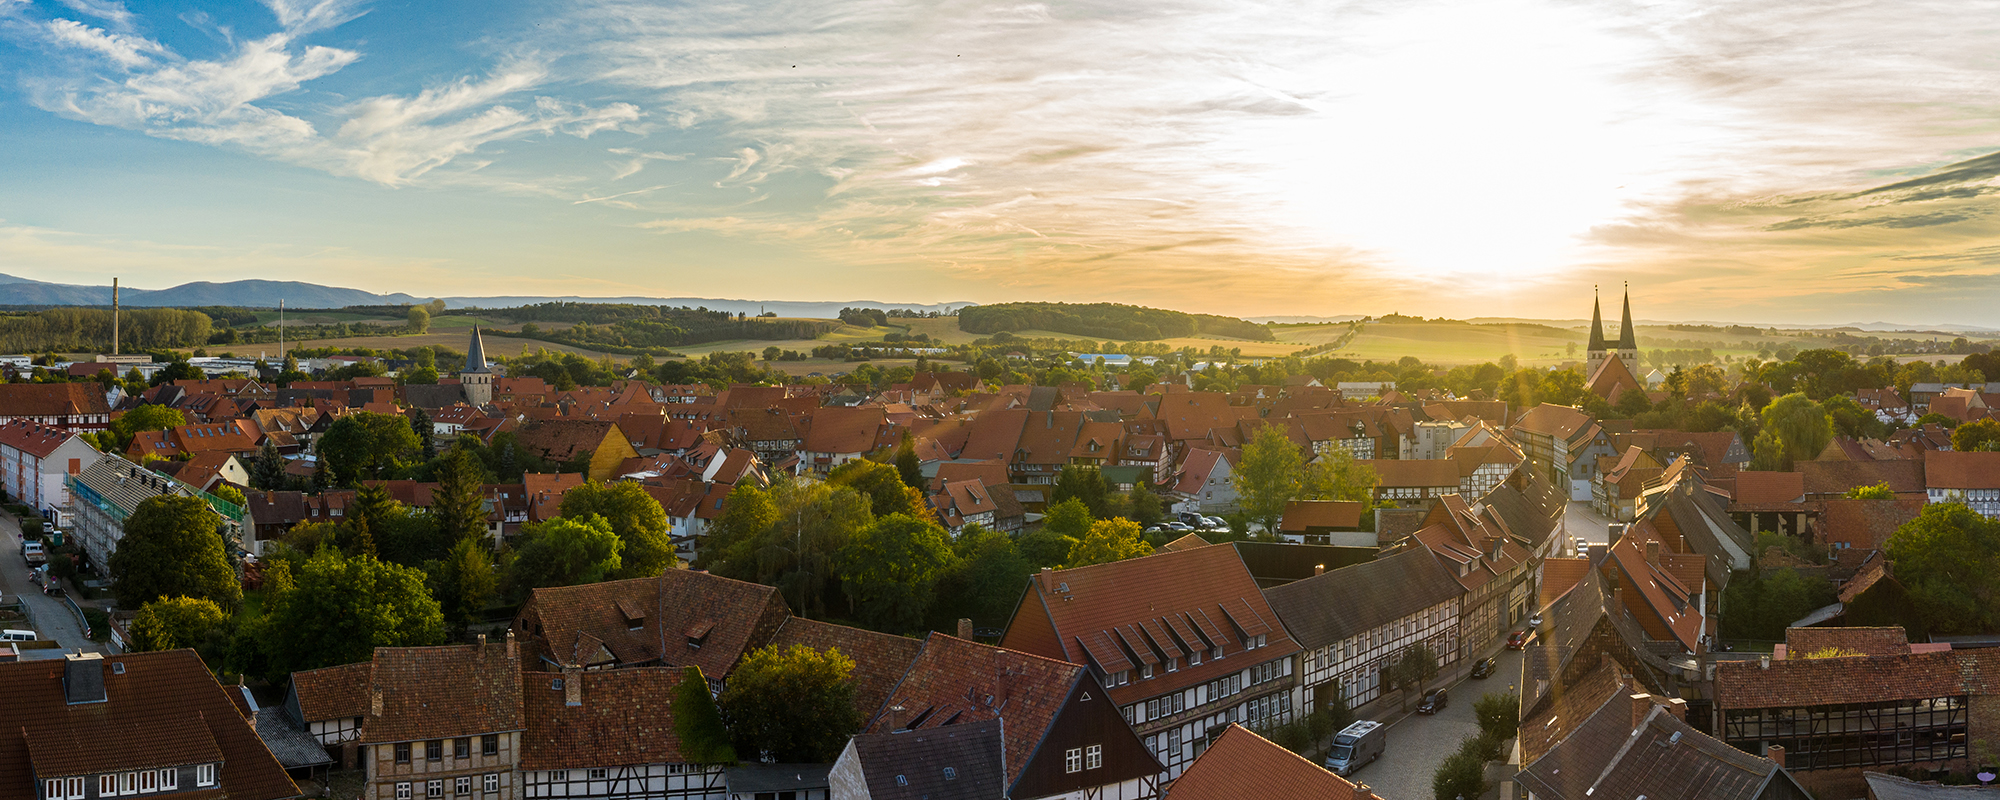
[1344,645,1527,799]
[0,511,99,654]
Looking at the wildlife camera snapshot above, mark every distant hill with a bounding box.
[0,273,423,308]
[0,273,970,318]
[959,301,1275,341]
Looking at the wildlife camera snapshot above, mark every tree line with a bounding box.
[959,301,1275,342]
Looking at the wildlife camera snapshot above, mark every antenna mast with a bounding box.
[279,299,285,360]
[111,278,120,356]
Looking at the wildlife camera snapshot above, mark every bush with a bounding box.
[1432,737,1488,800]
[82,608,110,642]
[1474,692,1520,743]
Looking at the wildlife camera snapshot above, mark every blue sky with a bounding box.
[2,0,1999,324]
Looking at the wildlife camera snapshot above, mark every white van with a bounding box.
[1324,719,1386,776]
[0,629,40,642]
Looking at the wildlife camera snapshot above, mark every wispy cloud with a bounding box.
[14,0,639,186]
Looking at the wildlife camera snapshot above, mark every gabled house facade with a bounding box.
[1264,546,1465,718]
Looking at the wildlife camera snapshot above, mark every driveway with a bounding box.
[1564,501,1613,549]
[1349,646,1528,800]
[0,512,99,654]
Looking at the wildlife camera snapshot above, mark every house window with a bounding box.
[587,770,607,780]
[483,776,499,793]
[550,771,568,782]
[1141,663,1154,680]
[426,741,443,762]
[396,744,412,763]
[1167,657,1179,672]
[140,771,156,793]
[943,767,956,780]
[1086,744,1103,770]
[481,735,499,756]
[194,765,214,788]
[454,778,470,796]
[1065,748,1082,774]
[426,781,442,799]
[454,738,470,759]
[396,784,411,800]
[44,781,61,800]
[1190,650,1202,666]
[69,778,86,798]
[1211,646,1223,660]
[121,773,136,795]
[100,777,116,797]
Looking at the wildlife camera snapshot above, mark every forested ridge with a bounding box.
[958,301,1273,341]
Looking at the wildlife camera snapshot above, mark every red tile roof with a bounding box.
[518,667,701,769]
[1164,723,1367,800]
[803,406,885,455]
[1715,648,2000,709]
[1781,626,1911,659]
[0,650,297,800]
[865,634,1086,788]
[363,641,525,743]
[515,570,791,680]
[0,383,111,419]
[289,661,371,722]
[1925,450,2000,490]
[1279,500,1363,533]
[1002,543,1300,708]
[1731,471,1806,506]
[0,419,81,458]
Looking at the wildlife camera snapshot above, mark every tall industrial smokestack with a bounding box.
[112,278,119,356]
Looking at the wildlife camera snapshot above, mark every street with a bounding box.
[1346,645,1528,800]
[0,511,99,654]
[1564,500,1613,549]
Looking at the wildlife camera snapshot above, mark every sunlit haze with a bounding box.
[3,0,1998,325]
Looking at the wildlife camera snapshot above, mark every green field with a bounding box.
[1327,321,1581,366]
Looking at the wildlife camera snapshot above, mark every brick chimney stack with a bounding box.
[506,629,517,660]
[370,688,384,717]
[1666,697,1688,721]
[1645,540,1661,564]
[563,668,583,707]
[1353,784,1372,799]
[1765,744,1786,768]
[1630,693,1656,729]
[1314,564,1325,576]
[958,618,974,640]
[476,633,487,656]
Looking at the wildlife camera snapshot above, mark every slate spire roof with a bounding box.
[1588,286,1606,352]
[465,326,490,374]
[1618,283,1637,350]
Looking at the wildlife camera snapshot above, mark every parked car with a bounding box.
[41,521,54,534]
[1167,522,1194,532]
[22,540,46,567]
[1469,657,1496,679]
[1528,612,1544,628]
[1416,688,1449,714]
[1574,536,1590,554]
[0,629,40,642]
[1323,720,1385,776]
[1202,516,1228,529]
[1506,629,1532,650]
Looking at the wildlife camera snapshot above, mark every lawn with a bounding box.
[1331,320,1584,366]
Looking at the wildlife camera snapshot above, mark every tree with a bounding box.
[930,524,1033,630]
[892,433,924,490]
[1302,446,1377,503]
[1751,393,1832,471]
[1066,518,1152,567]
[1953,418,2000,452]
[212,483,246,507]
[1387,642,1440,704]
[347,483,404,559]
[1127,482,1164,527]
[1051,466,1112,518]
[1474,692,1520,743]
[251,439,287,490]
[828,460,923,518]
[1845,482,1895,500]
[427,538,497,627]
[700,482,778,572]
[1885,502,2000,634]
[431,446,491,545]
[559,480,675,577]
[1916,412,1960,430]
[408,306,431,333]
[129,596,227,652]
[836,514,957,632]
[510,515,624,594]
[1234,424,1302,534]
[109,494,241,611]
[317,411,421,485]
[762,345,781,362]
[672,667,737,764]
[1432,736,1489,800]
[718,644,861,763]
[256,549,447,677]
[411,408,437,460]
[1044,498,1093,538]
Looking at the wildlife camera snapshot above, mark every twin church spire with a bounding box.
[1586,284,1638,376]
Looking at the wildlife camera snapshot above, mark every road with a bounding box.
[1564,500,1613,550]
[0,512,99,654]
[1349,646,1528,800]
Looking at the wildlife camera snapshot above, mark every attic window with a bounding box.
[112,662,125,675]
[943,767,957,780]
[894,776,908,787]
[551,679,565,691]
[686,622,713,650]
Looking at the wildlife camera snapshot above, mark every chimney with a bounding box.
[563,668,583,707]
[1764,744,1786,768]
[1666,697,1688,722]
[957,619,974,640]
[1353,785,1372,800]
[506,629,517,659]
[888,704,905,732]
[370,687,384,717]
[1760,655,1771,670]
[1314,563,1325,576]
[476,633,487,656]
[1645,540,1661,564]
[1040,566,1053,590]
[63,651,107,705]
[1630,693,1655,729]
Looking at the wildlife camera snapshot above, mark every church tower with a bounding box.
[1586,286,1608,375]
[462,326,493,406]
[1616,282,1639,372]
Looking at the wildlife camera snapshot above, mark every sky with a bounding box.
[1,0,1999,325]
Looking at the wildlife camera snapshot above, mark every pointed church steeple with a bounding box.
[464,326,490,374]
[1617,283,1637,350]
[1587,286,1606,352]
